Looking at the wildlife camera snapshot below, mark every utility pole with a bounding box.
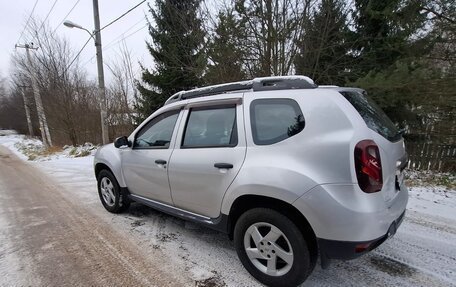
[66,0,146,144]
[15,43,52,148]
[18,84,34,137]
[92,0,109,144]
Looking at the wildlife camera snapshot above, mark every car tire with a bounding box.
[97,169,130,213]
[234,208,312,287]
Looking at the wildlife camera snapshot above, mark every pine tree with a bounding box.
[205,10,246,85]
[294,0,351,86]
[352,0,426,77]
[135,0,206,120]
[351,0,455,145]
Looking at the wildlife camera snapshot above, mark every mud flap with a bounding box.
[320,251,332,269]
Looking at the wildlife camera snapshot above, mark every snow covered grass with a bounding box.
[406,170,455,189]
[407,185,456,221]
[0,129,98,161]
[403,170,456,221]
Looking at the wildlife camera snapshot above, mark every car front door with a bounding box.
[121,109,181,205]
[168,100,246,218]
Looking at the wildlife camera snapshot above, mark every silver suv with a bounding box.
[94,76,408,286]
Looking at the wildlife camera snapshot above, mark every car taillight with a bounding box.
[354,140,382,193]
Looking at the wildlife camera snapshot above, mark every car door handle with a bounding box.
[155,159,167,165]
[214,163,233,169]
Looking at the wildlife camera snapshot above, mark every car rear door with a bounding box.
[167,97,246,218]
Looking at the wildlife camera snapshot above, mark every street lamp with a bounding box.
[64,14,109,145]
[63,20,93,38]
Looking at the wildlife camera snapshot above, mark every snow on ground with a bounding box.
[408,186,456,221]
[0,130,98,162]
[0,130,40,160]
[1,130,456,286]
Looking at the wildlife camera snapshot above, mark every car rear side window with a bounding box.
[182,105,237,148]
[340,90,401,142]
[250,99,305,145]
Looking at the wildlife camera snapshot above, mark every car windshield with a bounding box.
[341,90,401,142]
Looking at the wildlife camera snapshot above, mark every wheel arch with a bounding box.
[95,162,113,178]
[227,194,318,266]
[95,160,126,185]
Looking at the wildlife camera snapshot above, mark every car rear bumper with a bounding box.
[293,183,408,242]
[317,210,405,260]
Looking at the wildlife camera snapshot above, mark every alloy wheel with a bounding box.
[243,222,294,276]
[100,177,116,207]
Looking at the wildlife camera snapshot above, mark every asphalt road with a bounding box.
[0,146,192,286]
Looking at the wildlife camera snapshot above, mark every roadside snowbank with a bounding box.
[0,130,37,160]
[0,130,98,161]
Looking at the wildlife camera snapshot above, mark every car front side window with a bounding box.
[134,110,179,149]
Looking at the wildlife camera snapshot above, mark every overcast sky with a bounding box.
[0,0,154,84]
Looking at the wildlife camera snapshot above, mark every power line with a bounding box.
[16,0,40,44]
[104,18,145,48]
[64,0,147,73]
[64,36,92,75]
[82,23,148,67]
[53,0,81,34]
[105,24,148,52]
[37,0,59,34]
[100,0,146,31]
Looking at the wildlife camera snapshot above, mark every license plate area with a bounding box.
[388,211,405,239]
[395,170,404,191]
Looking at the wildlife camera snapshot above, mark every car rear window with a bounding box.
[182,105,237,148]
[250,99,305,145]
[341,90,401,142]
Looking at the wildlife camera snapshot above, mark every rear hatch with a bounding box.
[338,88,407,202]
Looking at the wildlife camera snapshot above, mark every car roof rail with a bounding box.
[164,75,317,105]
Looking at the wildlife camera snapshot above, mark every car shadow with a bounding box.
[123,203,420,287]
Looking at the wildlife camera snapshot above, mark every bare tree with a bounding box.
[0,81,29,134]
[234,0,316,76]
[11,18,102,145]
[105,42,137,137]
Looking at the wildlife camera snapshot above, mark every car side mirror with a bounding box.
[114,136,131,148]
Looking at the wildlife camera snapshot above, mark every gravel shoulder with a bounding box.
[0,146,193,286]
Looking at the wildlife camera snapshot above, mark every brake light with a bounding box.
[355,242,371,253]
[354,140,382,193]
